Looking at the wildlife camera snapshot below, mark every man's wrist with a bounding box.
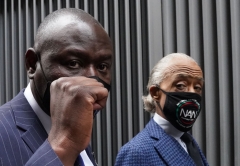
[47,137,81,165]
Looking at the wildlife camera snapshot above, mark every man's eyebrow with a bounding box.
[61,49,112,60]
[175,74,204,82]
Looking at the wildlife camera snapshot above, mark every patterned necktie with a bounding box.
[181,133,203,166]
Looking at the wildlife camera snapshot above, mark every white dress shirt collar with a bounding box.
[153,113,184,139]
[24,83,51,134]
[153,113,188,153]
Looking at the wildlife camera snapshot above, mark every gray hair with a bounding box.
[142,53,198,113]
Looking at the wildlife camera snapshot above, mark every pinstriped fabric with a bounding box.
[26,140,87,166]
[0,90,88,166]
[25,140,62,166]
[115,119,209,166]
[0,102,33,165]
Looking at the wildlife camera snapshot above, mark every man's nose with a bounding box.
[188,86,195,93]
[84,65,98,77]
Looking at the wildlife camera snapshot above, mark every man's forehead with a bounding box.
[45,18,91,36]
[37,21,97,54]
[163,63,203,80]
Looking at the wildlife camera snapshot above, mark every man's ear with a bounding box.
[25,48,38,79]
[149,85,161,102]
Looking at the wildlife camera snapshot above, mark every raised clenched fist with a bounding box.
[48,76,108,165]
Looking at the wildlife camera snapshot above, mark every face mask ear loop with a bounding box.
[34,54,52,114]
[32,78,42,100]
[36,54,51,84]
[36,53,52,100]
[155,85,180,102]
[156,101,163,112]
[155,84,164,112]
[31,54,46,100]
[155,84,167,94]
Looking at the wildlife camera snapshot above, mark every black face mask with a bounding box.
[157,88,202,132]
[35,55,111,117]
[41,76,110,117]
[88,76,111,118]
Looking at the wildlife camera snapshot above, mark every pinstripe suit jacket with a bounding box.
[0,89,96,166]
[115,119,209,166]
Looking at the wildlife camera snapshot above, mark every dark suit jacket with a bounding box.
[115,119,209,166]
[0,89,96,166]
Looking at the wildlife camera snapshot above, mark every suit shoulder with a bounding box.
[0,102,16,134]
[118,127,156,155]
[115,128,165,166]
[0,101,12,113]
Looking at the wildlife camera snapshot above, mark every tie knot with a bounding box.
[181,133,192,143]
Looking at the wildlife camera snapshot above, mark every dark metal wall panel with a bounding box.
[202,0,220,165]
[162,0,176,54]
[147,0,163,71]
[216,1,233,165]
[0,0,239,166]
[230,0,240,165]
[188,0,206,152]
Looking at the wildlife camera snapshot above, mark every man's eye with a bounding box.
[176,84,186,90]
[68,60,81,69]
[194,86,202,92]
[98,63,109,71]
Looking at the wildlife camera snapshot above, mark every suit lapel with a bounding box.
[147,119,195,166]
[10,90,99,165]
[10,90,48,153]
[85,145,97,166]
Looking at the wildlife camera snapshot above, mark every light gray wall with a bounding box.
[0,0,239,166]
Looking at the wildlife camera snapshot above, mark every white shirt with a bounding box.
[153,113,188,153]
[24,83,94,166]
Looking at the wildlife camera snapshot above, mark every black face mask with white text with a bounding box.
[156,88,202,132]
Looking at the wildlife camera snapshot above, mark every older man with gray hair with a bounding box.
[115,53,209,166]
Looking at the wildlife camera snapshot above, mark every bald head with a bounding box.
[34,8,105,55]
[25,8,113,114]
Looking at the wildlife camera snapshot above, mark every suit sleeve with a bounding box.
[25,140,84,166]
[25,140,63,166]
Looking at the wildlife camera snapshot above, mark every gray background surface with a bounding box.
[0,0,239,165]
